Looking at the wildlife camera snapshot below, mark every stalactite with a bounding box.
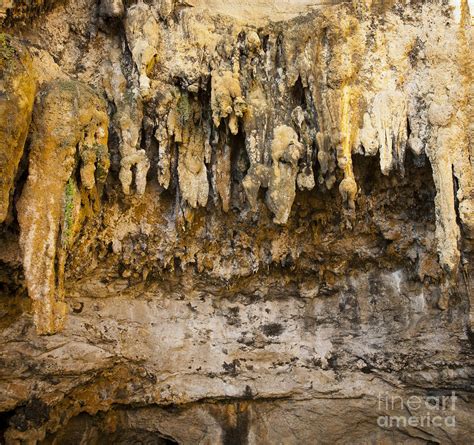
[211,70,247,135]
[16,80,109,334]
[265,125,305,224]
[1,2,473,444]
[360,90,408,175]
[103,43,149,196]
[111,0,471,271]
[124,1,161,97]
[5,0,471,337]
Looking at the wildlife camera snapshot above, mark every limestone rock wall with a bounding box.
[16,80,109,334]
[0,35,36,223]
[0,0,473,443]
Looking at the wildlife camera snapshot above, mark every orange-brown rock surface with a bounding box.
[0,0,473,443]
[17,80,109,334]
[0,35,36,223]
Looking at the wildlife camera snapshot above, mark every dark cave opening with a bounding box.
[40,412,180,445]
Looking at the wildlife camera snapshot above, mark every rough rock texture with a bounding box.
[17,80,109,334]
[0,0,473,443]
[0,35,36,223]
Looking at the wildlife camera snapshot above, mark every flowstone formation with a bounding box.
[0,0,473,443]
[16,80,109,334]
[0,34,36,224]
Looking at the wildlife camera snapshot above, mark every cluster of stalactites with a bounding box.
[118,0,472,274]
[2,0,471,337]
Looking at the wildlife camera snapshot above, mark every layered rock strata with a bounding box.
[0,0,472,443]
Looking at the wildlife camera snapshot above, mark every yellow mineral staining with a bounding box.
[337,85,359,209]
[303,11,364,205]
[17,80,109,334]
[0,36,36,223]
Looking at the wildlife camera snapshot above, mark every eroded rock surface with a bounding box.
[0,35,36,223]
[16,80,109,334]
[0,0,473,443]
